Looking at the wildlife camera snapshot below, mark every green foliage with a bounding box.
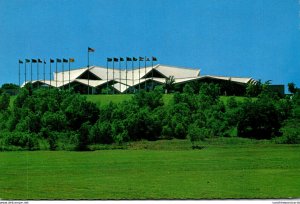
[199,83,220,102]
[90,121,113,144]
[61,94,100,130]
[132,87,163,110]
[237,98,281,139]
[76,122,91,151]
[0,93,10,111]
[1,83,19,90]
[246,80,262,97]
[164,76,175,93]
[288,82,297,94]
[0,131,39,150]
[41,111,67,131]
[275,118,300,144]
[187,123,207,146]
[1,80,298,151]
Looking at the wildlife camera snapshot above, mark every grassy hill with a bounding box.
[85,94,249,107]
[9,92,249,108]
[85,94,174,107]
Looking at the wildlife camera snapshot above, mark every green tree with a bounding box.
[0,93,10,111]
[76,122,91,151]
[288,82,297,94]
[237,98,281,139]
[164,76,175,93]
[246,80,262,97]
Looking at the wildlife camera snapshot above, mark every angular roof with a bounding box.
[23,64,256,92]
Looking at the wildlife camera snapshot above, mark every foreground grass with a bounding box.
[1,144,299,199]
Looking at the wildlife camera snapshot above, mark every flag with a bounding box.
[63,58,68,63]
[133,57,138,61]
[113,58,118,62]
[88,47,95,52]
[19,60,23,64]
[146,57,150,61]
[50,59,55,63]
[107,58,112,62]
[56,58,62,63]
[120,57,124,61]
[69,58,75,63]
[38,59,42,63]
[25,59,30,63]
[44,60,46,64]
[126,57,132,61]
[152,56,157,61]
[32,59,37,63]
[139,57,144,61]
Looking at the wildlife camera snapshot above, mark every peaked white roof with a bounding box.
[23,64,256,92]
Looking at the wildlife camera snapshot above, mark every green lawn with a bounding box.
[85,94,174,107]
[10,93,247,108]
[1,144,299,199]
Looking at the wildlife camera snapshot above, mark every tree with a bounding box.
[164,76,175,93]
[76,122,91,151]
[237,98,281,139]
[288,82,297,94]
[246,80,262,97]
[187,123,207,147]
[0,93,10,111]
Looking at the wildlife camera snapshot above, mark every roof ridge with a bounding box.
[157,64,199,71]
[205,74,252,79]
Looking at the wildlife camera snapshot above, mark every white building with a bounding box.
[24,64,256,94]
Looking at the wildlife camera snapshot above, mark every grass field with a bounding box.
[85,94,248,107]
[9,93,247,108]
[85,94,174,107]
[1,143,299,199]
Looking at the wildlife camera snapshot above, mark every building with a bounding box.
[23,64,256,95]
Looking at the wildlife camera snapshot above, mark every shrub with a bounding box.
[90,121,113,144]
[1,131,39,150]
[76,122,91,151]
[187,123,208,146]
[41,111,67,131]
[275,119,300,144]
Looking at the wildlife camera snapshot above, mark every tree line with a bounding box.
[0,82,299,151]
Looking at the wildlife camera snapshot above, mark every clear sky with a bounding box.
[0,0,299,91]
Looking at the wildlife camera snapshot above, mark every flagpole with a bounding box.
[106,60,108,95]
[25,62,27,85]
[49,60,52,88]
[138,59,140,92]
[119,58,121,94]
[62,60,64,90]
[144,56,147,90]
[18,60,21,87]
[112,59,114,95]
[151,58,154,90]
[126,59,127,94]
[132,58,134,93]
[69,60,70,91]
[43,59,45,84]
[37,60,39,88]
[87,49,90,95]
[56,60,57,88]
[30,61,32,84]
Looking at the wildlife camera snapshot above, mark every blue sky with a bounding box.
[0,0,299,91]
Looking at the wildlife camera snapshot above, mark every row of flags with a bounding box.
[19,58,75,64]
[106,57,157,62]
